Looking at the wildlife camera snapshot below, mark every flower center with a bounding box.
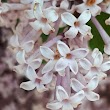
[74,21,80,27]
[41,17,47,23]
[54,54,60,60]
[35,78,41,84]
[66,53,72,59]
[86,0,96,6]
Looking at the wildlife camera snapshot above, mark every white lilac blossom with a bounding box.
[14,50,42,75]
[71,76,99,101]
[46,86,85,110]
[1,0,110,110]
[20,66,53,92]
[29,3,58,35]
[61,10,91,39]
[55,41,89,75]
[76,0,103,16]
[79,48,110,80]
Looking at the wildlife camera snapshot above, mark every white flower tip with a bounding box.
[104,44,110,55]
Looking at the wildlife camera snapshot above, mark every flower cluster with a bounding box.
[0,0,110,110]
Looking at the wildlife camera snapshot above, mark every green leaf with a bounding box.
[41,33,48,42]
[88,12,110,52]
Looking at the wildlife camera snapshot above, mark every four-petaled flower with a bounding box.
[46,86,85,110]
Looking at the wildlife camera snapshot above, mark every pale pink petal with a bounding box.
[20,0,33,4]
[57,41,70,56]
[86,76,99,90]
[41,72,53,84]
[95,0,103,4]
[29,58,42,69]
[44,7,58,22]
[98,72,107,81]
[22,40,34,53]
[36,84,48,92]
[58,69,66,76]
[30,20,41,31]
[61,12,77,26]
[40,46,54,59]
[69,60,78,75]
[26,66,37,80]
[42,60,56,74]
[90,5,101,16]
[25,10,35,19]
[46,100,62,110]
[79,58,92,70]
[101,61,110,71]
[104,44,110,55]
[62,102,73,110]
[60,0,69,9]
[65,27,78,39]
[13,64,27,74]
[9,35,19,47]
[85,68,99,80]
[42,23,53,35]
[56,86,69,101]
[92,48,99,59]
[70,90,85,108]
[78,10,91,25]
[16,50,26,64]
[55,58,68,72]
[79,25,91,35]
[76,3,87,13]
[93,51,103,67]
[20,81,36,91]
[71,48,89,59]
[71,78,85,92]
[85,91,100,101]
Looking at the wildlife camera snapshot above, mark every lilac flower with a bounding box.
[55,41,89,75]
[20,66,53,92]
[76,0,103,16]
[46,86,85,110]
[71,76,99,101]
[61,10,91,39]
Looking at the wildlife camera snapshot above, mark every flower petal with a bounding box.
[20,81,36,91]
[57,41,70,57]
[40,46,54,59]
[78,10,91,25]
[36,84,48,92]
[30,20,41,31]
[60,0,69,9]
[41,72,53,84]
[44,7,58,22]
[79,58,92,70]
[61,12,77,27]
[70,90,85,108]
[46,100,62,110]
[85,68,99,80]
[22,40,34,53]
[101,61,110,72]
[9,35,19,47]
[93,51,103,67]
[56,86,69,101]
[16,50,26,64]
[20,0,33,4]
[42,23,53,35]
[26,66,37,80]
[42,60,56,74]
[62,102,73,110]
[71,78,85,92]
[92,48,99,59]
[104,44,110,55]
[86,76,99,90]
[65,27,78,39]
[85,91,100,101]
[69,60,78,75]
[55,58,68,72]
[71,48,89,59]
